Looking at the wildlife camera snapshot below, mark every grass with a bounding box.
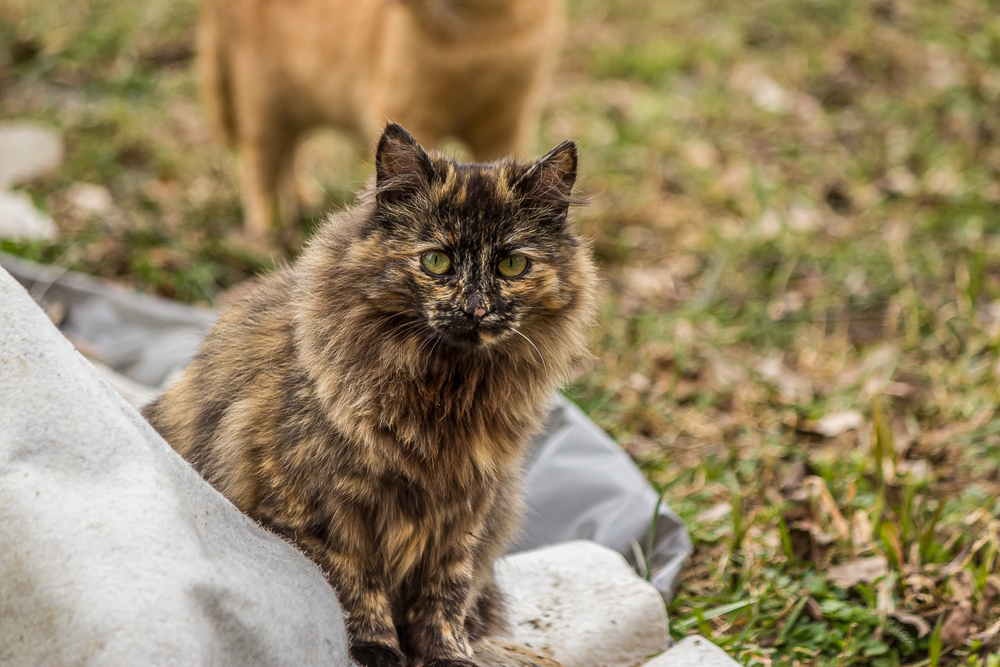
[2,0,1000,663]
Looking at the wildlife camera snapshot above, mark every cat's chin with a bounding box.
[474,329,512,347]
[431,327,511,351]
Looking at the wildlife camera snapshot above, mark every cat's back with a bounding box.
[206,0,380,54]
[143,266,300,464]
[143,202,372,454]
[202,0,385,129]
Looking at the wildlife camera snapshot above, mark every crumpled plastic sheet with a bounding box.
[0,252,692,600]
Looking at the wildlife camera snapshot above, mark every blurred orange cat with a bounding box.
[198,0,566,238]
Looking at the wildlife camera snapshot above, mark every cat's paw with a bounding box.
[350,642,407,667]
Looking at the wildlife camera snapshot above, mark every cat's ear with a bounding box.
[514,140,577,220]
[375,123,435,205]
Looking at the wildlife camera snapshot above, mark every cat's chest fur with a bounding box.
[378,480,497,586]
[319,362,533,502]
[270,370,514,585]
[295,316,544,496]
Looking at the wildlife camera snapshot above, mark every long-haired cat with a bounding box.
[199,0,566,239]
[143,123,596,667]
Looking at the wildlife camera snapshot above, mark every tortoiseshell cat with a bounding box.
[143,124,596,667]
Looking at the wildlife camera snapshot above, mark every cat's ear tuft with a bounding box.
[515,140,578,219]
[375,123,435,205]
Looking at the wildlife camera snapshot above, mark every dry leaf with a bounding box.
[940,607,973,647]
[696,502,733,525]
[923,404,996,446]
[667,255,703,279]
[622,266,675,299]
[707,354,746,393]
[756,355,813,404]
[973,618,1000,641]
[882,522,905,569]
[986,574,1000,597]
[883,381,916,399]
[627,373,651,393]
[891,611,932,638]
[827,556,888,589]
[44,300,67,326]
[768,292,805,320]
[757,209,782,239]
[926,45,961,90]
[804,476,850,541]
[851,510,873,549]
[805,410,865,438]
[780,461,808,494]
[896,459,931,482]
[949,570,976,606]
[962,509,989,526]
[881,168,918,196]
[682,139,719,170]
[788,204,820,232]
[64,182,112,218]
[877,573,897,614]
[806,596,824,620]
[719,162,750,195]
[623,435,658,459]
[748,75,793,113]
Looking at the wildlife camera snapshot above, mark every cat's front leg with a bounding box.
[334,563,406,667]
[299,537,406,667]
[401,544,479,667]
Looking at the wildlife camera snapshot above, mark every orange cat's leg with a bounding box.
[238,142,276,240]
[462,109,536,161]
[226,44,300,241]
[276,149,299,231]
[236,127,298,241]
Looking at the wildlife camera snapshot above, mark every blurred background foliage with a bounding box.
[2,0,1000,663]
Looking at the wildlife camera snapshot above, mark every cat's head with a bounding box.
[359,123,593,356]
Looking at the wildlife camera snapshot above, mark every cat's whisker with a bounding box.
[386,319,426,337]
[415,329,439,358]
[511,328,546,375]
[377,311,432,342]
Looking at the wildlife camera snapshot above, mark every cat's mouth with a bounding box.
[432,318,512,350]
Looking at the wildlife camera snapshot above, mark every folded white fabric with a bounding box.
[0,267,353,667]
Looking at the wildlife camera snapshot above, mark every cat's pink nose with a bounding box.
[473,307,487,318]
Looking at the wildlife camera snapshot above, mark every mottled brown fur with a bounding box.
[144,125,595,667]
[198,0,566,238]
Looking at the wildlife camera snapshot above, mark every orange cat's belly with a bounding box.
[270,4,561,150]
[368,26,558,152]
[378,64,536,134]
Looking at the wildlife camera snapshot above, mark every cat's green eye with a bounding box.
[498,254,528,278]
[421,251,452,275]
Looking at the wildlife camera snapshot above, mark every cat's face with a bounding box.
[363,124,583,352]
